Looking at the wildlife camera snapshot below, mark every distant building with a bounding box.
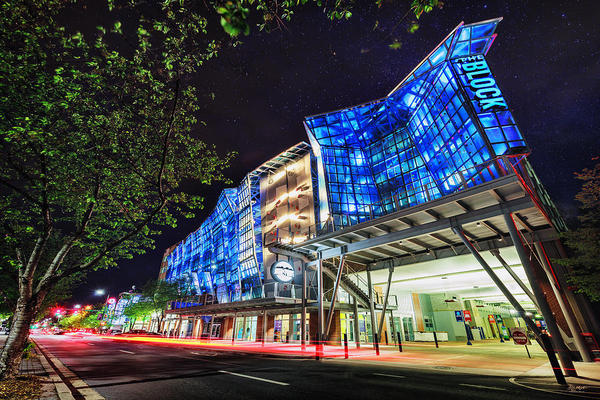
[155,19,597,363]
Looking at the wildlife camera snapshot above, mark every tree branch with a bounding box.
[36,79,182,292]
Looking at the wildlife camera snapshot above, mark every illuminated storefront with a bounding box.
[157,18,596,362]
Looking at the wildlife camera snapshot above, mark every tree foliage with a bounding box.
[557,159,600,301]
[0,0,440,379]
[58,310,100,330]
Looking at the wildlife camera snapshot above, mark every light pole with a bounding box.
[95,289,111,332]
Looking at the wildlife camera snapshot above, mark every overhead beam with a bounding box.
[490,188,505,203]
[513,213,534,232]
[424,209,441,221]
[318,197,533,260]
[407,238,430,249]
[455,200,471,212]
[428,233,456,246]
[480,220,504,237]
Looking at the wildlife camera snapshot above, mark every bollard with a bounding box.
[385,331,388,345]
[433,331,439,348]
[374,333,380,355]
[344,333,349,359]
[465,323,472,346]
[397,332,402,352]
[315,333,320,360]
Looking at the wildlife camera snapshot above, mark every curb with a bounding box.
[31,338,105,400]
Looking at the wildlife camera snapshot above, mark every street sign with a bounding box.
[463,310,472,322]
[512,328,530,345]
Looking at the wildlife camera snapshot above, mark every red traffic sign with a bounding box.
[512,328,530,345]
[463,310,472,322]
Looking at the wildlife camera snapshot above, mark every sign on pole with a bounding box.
[463,310,472,322]
[454,310,463,322]
[512,327,530,345]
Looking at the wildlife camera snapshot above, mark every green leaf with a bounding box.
[389,40,402,50]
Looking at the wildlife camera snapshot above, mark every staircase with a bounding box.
[321,260,371,308]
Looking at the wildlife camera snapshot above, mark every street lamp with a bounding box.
[95,289,106,296]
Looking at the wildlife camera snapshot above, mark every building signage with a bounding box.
[270,260,295,283]
[512,328,530,345]
[463,310,472,322]
[454,311,464,322]
[456,55,507,111]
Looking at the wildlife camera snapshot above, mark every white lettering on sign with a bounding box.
[271,261,295,283]
[457,55,507,111]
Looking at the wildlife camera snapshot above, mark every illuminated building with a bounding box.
[157,18,598,366]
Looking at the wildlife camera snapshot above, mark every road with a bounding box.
[32,334,573,400]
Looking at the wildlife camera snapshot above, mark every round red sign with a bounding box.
[512,330,528,345]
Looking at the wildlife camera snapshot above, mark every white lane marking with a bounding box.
[119,350,135,354]
[459,383,507,391]
[373,373,406,379]
[509,377,597,399]
[218,370,289,386]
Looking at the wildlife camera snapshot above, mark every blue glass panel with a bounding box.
[451,42,469,58]
[503,125,521,141]
[429,46,447,66]
[479,113,498,127]
[458,27,470,41]
[493,143,508,154]
[471,22,496,39]
[485,127,504,142]
[470,38,487,54]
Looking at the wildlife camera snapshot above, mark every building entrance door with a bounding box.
[211,323,221,338]
[402,317,414,341]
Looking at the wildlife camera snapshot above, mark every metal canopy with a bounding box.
[247,141,311,180]
[290,174,555,268]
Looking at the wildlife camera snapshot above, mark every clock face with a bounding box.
[271,261,295,283]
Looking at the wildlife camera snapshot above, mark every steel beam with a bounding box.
[452,225,566,385]
[318,197,533,260]
[366,268,378,348]
[325,256,346,338]
[353,297,361,349]
[317,258,324,345]
[534,242,593,362]
[503,212,576,377]
[377,266,394,339]
[489,248,538,308]
[301,260,307,348]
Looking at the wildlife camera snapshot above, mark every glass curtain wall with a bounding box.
[304,18,529,230]
[165,179,263,303]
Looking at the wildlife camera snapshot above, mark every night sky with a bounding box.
[71,0,600,305]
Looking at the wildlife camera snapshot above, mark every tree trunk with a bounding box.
[0,294,39,379]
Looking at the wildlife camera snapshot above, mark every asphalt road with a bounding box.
[33,334,571,400]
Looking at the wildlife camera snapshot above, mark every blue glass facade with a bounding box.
[305,18,529,228]
[163,18,548,304]
[165,178,263,303]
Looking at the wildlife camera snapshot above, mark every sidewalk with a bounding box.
[0,336,57,400]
